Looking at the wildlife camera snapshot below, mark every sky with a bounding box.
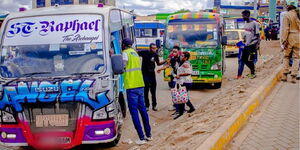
[0,0,249,15]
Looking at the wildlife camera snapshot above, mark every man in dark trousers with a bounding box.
[241,10,260,79]
[138,43,165,111]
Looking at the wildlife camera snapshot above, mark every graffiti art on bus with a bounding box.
[0,79,110,112]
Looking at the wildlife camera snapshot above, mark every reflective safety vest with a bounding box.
[123,48,145,89]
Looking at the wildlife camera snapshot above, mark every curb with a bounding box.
[196,66,283,150]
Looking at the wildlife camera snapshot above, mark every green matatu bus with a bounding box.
[163,12,227,88]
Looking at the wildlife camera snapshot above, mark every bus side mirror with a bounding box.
[156,39,161,48]
[222,36,228,45]
[111,54,124,74]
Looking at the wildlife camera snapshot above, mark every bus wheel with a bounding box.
[106,132,121,147]
[118,92,127,118]
[212,82,222,89]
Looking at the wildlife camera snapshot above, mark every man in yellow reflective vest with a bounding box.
[122,38,152,145]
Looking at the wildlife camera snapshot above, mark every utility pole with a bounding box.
[269,0,277,22]
[254,0,258,18]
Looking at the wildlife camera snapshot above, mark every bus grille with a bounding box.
[23,102,80,133]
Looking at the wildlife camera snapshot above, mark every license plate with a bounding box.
[36,114,69,127]
[192,71,199,75]
[40,137,71,144]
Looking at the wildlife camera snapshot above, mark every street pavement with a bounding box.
[228,81,299,150]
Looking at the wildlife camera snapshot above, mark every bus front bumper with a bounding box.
[0,118,118,149]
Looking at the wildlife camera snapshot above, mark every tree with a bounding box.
[174,9,191,13]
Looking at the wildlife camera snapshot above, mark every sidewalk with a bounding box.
[228,82,299,150]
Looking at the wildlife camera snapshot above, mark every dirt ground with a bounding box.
[110,40,283,150]
[7,41,282,150]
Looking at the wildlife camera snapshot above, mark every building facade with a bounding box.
[32,0,115,8]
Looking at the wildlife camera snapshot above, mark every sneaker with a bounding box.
[173,114,183,120]
[281,74,287,81]
[145,136,153,141]
[152,107,158,111]
[187,108,195,113]
[135,139,147,145]
[236,75,242,79]
[247,74,256,79]
[291,76,297,84]
[168,107,176,111]
[171,111,179,115]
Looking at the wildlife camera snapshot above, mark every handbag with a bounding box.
[170,83,189,104]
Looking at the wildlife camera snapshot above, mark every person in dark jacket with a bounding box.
[138,43,165,111]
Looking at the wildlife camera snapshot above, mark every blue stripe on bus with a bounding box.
[134,23,166,29]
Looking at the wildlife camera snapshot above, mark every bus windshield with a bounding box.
[225,31,239,40]
[165,21,219,49]
[0,43,104,78]
[0,14,105,78]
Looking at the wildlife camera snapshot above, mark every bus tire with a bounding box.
[213,82,222,89]
[118,92,127,118]
[106,132,121,147]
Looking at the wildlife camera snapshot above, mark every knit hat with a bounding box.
[122,38,133,46]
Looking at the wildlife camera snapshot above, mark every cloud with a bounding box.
[0,0,249,15]
[117,0,248,15]
[0,0,31,14]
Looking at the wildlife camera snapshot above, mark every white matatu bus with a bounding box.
[134,21,165,53]
[0,4,135,150]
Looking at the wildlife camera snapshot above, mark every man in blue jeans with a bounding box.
[122,38,152,145]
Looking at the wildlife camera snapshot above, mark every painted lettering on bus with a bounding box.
[6,19,101,38]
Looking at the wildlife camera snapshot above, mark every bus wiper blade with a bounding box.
[71,72,100,76]
[4,72,52,85]
[22,72,52,77]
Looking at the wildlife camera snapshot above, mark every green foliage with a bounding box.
[174,9,191,14]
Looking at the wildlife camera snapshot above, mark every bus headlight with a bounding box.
[211,62,222,70]
[92,108,107,120]
[107,102,117,118]
[92,102,117,120]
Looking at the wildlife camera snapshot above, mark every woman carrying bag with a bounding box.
[173,52,195,119]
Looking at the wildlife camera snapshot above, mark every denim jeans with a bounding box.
[126,87,151,140]
[238,59,245,76]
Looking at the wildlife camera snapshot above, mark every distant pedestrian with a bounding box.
[122,38,152,145]
[280,2,300,83]
[270,26,279,40]
[264,26,271,41]
[241,10,261,79]
[138,43,165,111]
[173,52,195,119]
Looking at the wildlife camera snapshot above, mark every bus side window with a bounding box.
[152,29,158,37]
[135,29,141,37]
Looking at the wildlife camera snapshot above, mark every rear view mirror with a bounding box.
[222,36,228,45]
[155,39,161,48]
[111,55,124,74]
